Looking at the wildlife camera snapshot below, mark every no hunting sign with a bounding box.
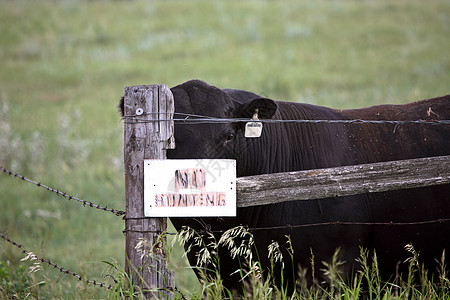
[144,159,236,217]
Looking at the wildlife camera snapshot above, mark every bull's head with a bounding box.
[167,80,277,176]
[119,80,278,176]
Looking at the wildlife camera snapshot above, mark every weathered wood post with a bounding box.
[123,84,175,298]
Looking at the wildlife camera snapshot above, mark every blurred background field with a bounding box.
[0,0,449,298]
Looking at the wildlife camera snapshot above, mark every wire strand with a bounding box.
[122,114,450,126]
[0,166,125,216]
[136,217,450,236]
[0,232,115,290]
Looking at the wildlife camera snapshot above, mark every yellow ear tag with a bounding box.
[245,109,263,138]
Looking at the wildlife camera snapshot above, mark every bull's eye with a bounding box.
[226,132,235,140]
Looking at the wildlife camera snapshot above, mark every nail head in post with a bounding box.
[136,108,144,116]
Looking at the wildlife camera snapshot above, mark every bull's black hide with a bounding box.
[120,80,450,293]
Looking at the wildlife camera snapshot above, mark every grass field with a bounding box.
[1,0,449,298]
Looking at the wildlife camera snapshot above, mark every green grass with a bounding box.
[98,226,450,299]
[0,0,449,298]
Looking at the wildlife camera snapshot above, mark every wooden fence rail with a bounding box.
[237,155,450,207]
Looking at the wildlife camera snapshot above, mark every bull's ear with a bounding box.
[238,98,277,119]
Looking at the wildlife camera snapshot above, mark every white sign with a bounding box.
[144,159,236,217]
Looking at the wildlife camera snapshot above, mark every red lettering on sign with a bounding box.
[174,168,206,193]
[155,192,226,207]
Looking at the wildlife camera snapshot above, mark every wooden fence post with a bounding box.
[123,84,175,298]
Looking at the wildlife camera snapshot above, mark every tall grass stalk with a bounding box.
[172,226,450,300]
[103,232,181,299]
[102,258,146,299]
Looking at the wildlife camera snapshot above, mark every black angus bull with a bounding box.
[120,80,449,292]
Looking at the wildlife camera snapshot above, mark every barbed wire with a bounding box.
[122,217,450,237]
[241,218,450,233]
[0,232,115,290]
[186,217,450,235]
[0,166,125,216]
[122,113,450,126]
